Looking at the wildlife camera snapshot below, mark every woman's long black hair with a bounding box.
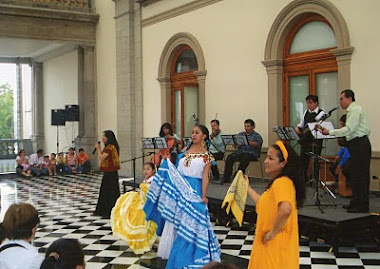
[267,143,306,208]
[40,239,84,269]
[104,130,120,155]
[159,123,174,137]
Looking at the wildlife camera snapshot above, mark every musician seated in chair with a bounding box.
[209,119,225,181]
[295,95,325,182]
[151,123,183,167]
[220,119,263,184]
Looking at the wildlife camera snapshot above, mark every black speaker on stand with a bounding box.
[65,105,80,122]
[51,109,66,153]
[65,105,80,149]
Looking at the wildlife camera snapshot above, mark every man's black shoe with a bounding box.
[347,207,369,213]
[342,204,353,209]
[219,177,230,185]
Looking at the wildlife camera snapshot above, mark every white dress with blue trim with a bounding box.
[143,153,221,268]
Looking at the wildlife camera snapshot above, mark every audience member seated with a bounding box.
[40,238,85,269]
[209,119,225,181]
[49,153,57,176]
[66,148,78,174]
[56,152,69,174]
[220,119,263,184]
[0,203,43,269]
[42,155,50,174]
[76,148,90,174]
[15,149,32,178]
[29,149,48,177]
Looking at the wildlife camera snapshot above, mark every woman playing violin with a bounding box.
[151,123,183,167]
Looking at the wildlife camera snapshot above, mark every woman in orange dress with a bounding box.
[151,123,182,167]
[247,141,305,268]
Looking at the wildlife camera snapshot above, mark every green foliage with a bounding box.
[0,82,14,139]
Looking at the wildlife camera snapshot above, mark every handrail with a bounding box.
[0,139,33,159]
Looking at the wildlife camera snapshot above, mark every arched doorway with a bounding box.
[283,14,338,155]
[170,45,199,137]
[262,0,353,145]
[157,32,206,137]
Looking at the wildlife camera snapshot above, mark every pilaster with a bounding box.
[30,62,45,151]
[113,0,143,176]
[75,46,97,168]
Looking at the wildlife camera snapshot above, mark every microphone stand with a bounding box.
[121,152,154,191]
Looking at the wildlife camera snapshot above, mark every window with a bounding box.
[283,14,338,155]
[170,45,199,138]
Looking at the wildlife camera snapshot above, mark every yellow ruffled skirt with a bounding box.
[111,183,157,254]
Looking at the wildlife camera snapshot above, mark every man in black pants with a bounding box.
[220,119,263,184]
[295,95,325,183]
[321,89,371,213]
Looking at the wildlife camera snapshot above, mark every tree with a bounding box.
[0,82,14,139]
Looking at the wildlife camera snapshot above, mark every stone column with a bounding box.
[75,46,98,167]
[16,62,23,139]
[194,70,207,125]
[262,59,284,145]
[157,77,171,122]
[113,0,143,177]
[331,47,354,91]
[30,62,45,152]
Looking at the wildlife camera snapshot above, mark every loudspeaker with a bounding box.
[51,109,65,126]
[65,105,80,122]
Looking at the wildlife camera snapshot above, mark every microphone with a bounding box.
[327,106,339,115]
[92,141,100,154]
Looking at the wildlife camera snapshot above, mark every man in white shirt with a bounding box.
[29,149,47,176]
[295,95,325,183]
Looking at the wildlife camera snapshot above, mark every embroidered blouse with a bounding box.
[100,144,120,172]
[178,152,214,179]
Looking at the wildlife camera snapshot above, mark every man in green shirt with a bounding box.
[321,89,371,213]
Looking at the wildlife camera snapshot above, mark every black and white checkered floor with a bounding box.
[0,174,379,268]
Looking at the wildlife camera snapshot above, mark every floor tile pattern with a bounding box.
[0,174,379,268]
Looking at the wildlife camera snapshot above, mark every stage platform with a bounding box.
[124,176,380,254]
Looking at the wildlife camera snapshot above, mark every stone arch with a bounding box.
[157,32,206,124]
[262,0,353,144]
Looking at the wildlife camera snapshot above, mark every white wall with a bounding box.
[331,0,380,151]
[95,0,117,139]
[43,51,78,154]
[141,0,380,152]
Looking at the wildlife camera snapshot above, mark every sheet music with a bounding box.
[141,138,155,149]
[233,134,249,146]
[284,126,300,141]
[221,135,234,145]
[307,122,335,139]
[273,126,288,140]
[153,137,168,149]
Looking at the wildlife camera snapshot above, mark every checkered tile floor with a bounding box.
[0,174,379,268]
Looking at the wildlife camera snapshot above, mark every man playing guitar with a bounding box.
[295,95,325,182]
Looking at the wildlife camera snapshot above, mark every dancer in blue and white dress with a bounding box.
[144,124,221,268]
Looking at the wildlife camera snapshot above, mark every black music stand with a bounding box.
[121,151,154,192]
[221,134,249,147]
[305,121,336,213]
[273,126,300,142]
[182,137,192,148]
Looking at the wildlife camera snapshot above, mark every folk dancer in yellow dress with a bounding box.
[247,141,305,269]
[111,162,158,254]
